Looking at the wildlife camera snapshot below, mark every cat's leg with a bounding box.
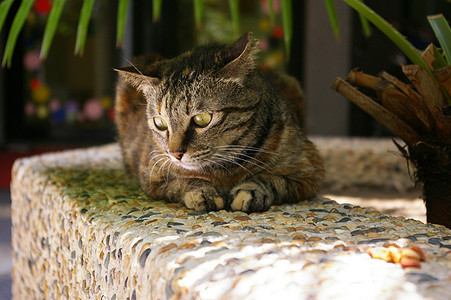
[229,180,273,212]
[229,173,321,212]
[183,185,225,211]
[148,178,226,211]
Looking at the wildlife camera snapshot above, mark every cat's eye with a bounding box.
[153,117,168,131]
[193,113,212,128]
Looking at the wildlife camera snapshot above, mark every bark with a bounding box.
[332,62,451,228]
[332,78,421,146]
[409,143,451,228]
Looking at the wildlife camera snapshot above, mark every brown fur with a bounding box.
[115,32,324,212]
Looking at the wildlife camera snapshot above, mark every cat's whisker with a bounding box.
[149,156,168,179]
[218,150,274,174]
[147,150,160,159]
[123,57,155,88]
[205,159,230,173]
[158,159,170,177]
[147,155,168,173]
[213,154,255,178]
[166,161,174,181]
[215,145,279,156]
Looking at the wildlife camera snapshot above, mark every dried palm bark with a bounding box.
[332,46,451,228]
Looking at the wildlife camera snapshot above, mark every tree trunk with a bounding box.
[332,62,451,229]
[409,143,451,228]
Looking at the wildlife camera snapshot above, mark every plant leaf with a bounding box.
[41,0,67,59]
[267,0,275,24]
[357,0,371,38]
[75,0,95,56]
[342,0,431,76]
[194,0,203,29]
[116,0,129,47]
[0,0,15,35]
[324,0,340,40]
[281,0,292,59]
[2,0,34,67]
[152,0,162,23]
[428,14,451,65]
[228,0,240,36]
[432,45,448,69]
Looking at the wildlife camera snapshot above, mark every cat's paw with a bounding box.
[183,187,225,211]
[230,182,272,212]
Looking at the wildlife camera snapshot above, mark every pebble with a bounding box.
[10,143,451,300]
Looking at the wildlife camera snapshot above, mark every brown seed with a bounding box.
[411,245,426,261]
[400,248,421,261]
[388,246,401,264]
[368,247,391,262]
[400,257,421,268]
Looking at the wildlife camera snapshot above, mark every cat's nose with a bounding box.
[169,151,184,160]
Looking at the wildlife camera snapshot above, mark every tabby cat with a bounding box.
[115,32,324,213]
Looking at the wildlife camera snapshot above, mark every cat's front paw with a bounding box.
[183,187,225,211]
[230,182,273,212]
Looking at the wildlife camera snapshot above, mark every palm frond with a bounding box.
[324,0,339,40]
[116,0,129,47]
[152,0,162,23]
[281,0,292,59]
[267,0,275,24]
[194,0,203,29]
[75,0,95,56]
[2,0,34,67]
[0,0,14,35]
[228,0,240,36]
[428,14,451,65]
[41,0,67,59]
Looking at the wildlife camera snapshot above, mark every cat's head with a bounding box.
[116,32,268,172]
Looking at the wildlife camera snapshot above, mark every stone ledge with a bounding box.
[11,143,451,299]
[312,137,414,192]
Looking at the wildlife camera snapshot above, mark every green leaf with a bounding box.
[116,0,129,47]
[342,0,448,103]
[357,0,371,38]
[2,0,34,67]
[342,0,431,75]
[324,0,340,40]
[432,45,448,69]
[267,0,275,24]
[281,0,292,59]
[428,14,451,65]
[152,0,162,23]
[194,0,203,29]
[40,0,67,59]
[0,0,15,35]
[228,0,240,36]
[75,0,95,56]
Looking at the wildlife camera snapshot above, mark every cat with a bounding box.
[115,32,324,213]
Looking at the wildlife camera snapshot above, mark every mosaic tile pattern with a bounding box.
[11,144,451,299]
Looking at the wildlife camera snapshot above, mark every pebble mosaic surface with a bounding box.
[11,144,451,299]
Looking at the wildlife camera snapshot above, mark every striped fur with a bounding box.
[115,32,324,212]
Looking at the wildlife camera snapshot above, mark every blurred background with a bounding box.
[0,1,449,297]
[0,0,450,188]
[0,0,450,189]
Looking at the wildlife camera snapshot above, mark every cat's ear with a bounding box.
[115,66,160,91]
[218,32,258,82]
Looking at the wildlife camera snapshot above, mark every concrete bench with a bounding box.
[11,143,451,299]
